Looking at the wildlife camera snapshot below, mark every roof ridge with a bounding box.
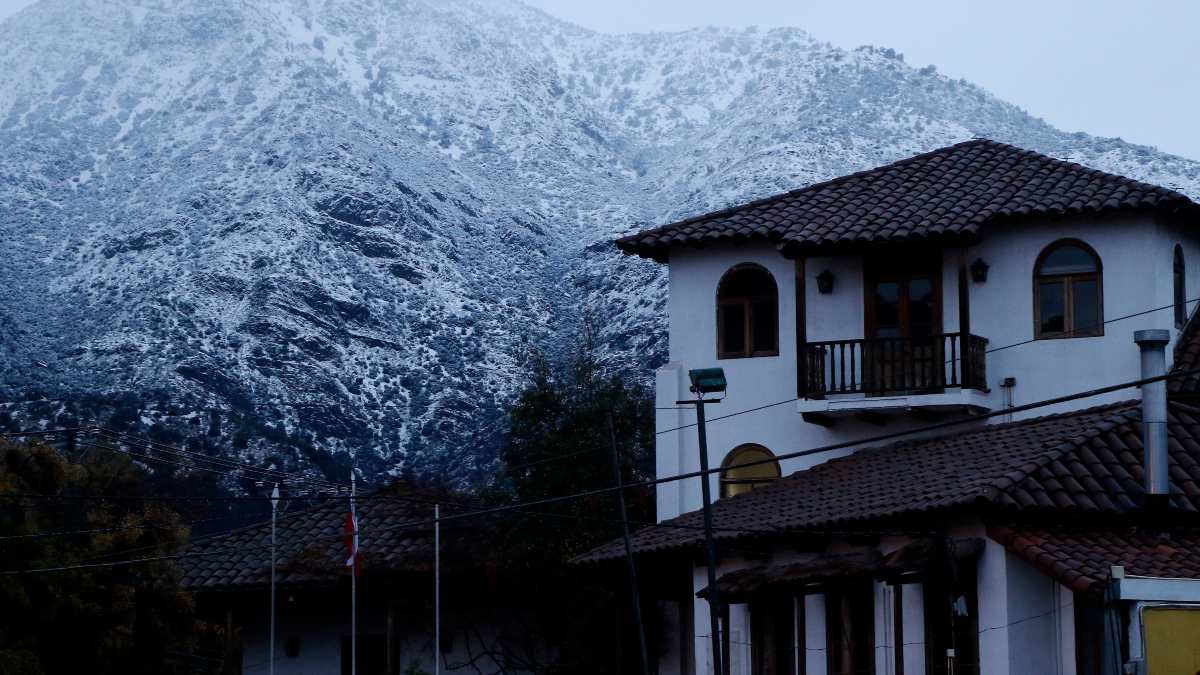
[616,139,992,245]
[616,139,1197,260]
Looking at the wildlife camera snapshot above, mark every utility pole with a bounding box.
[439,499,444,672]
[607,412,651,675]
[677,368,727,675]
[270,483,279,675]
[350,470,358,675]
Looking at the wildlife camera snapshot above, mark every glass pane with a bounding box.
[1072,278,1100,334]
[724,448,779,481]
[1040,244,1097,275]
[751,298,777,352]
[719,267,775,299]
[908,277,936,338]
[720,303,745,354]
[873,281,901,337]
[1039,280,1065,334]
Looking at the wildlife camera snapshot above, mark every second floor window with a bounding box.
[1034,239,1103,339]
[717,264,778,358]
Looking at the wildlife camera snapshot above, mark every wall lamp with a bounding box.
[816,269,835,294]
[970,258,990,283]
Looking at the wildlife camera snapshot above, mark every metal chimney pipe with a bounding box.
[1135,329,1170,496]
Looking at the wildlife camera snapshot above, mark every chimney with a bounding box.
[1135,329,1170,498]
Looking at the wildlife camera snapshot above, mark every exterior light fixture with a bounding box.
[970,258,989,283]
[816,269,835,294]
[688,367,727,395]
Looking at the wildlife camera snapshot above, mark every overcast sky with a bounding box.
[2,0,1196,159]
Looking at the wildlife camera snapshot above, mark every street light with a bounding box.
[678,367,726,675]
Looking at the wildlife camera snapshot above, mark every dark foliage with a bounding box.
[0,439,224,674]
[482,321,658,673]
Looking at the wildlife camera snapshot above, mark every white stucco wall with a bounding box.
[656,214,1200,521]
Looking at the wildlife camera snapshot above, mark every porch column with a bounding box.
[804,594,828,675]
[900,582,926,675]
[976,539,1011,675]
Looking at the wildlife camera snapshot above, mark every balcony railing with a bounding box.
[802,333,988,399]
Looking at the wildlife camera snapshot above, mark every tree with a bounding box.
[0,438,221,674]
[484,320,659,674]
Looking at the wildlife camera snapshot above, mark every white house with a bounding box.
[581,140,1200,675]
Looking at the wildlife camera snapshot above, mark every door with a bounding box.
[864,257,942,394]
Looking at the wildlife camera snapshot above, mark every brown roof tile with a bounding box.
[578,401,1200,563]
[180,486,491,590]
[616,140,1197,261]
[990,525,1200,593]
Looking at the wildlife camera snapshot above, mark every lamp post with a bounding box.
[677,367,727,675]
[270,483,279,675]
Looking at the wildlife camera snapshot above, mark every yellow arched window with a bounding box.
[719,444,781,499]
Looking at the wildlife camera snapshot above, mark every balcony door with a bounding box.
[864,256,943,394]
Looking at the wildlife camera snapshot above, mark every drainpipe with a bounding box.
[1134,330,1170,501]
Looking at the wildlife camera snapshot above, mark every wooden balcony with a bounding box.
[802,332,988,399]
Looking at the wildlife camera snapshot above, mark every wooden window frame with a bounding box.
[1175,244,1186,328]
[717,264,780,359]
[719,443,781,499]
[1033,239,1104,340]
[863,254,943,340]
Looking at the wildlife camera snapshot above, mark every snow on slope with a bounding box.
[1,0,1197,484]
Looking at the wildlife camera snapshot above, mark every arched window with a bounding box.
[1034,240,1103,339]
[719,444,780,499]
[1175,245,1187,328]
[717,264,778,359]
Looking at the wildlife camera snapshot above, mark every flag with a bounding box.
[344,494,359,576]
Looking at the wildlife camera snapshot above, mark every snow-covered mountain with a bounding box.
[2,0,1198,484]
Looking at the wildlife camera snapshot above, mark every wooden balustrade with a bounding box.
[802,333,988,398]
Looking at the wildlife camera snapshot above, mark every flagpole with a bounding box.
[434,503,440,675]
[270,484,279,675]
[351,470,357,675]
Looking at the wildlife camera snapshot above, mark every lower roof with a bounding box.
[577,400,1200,564]
[990,525,1200,594]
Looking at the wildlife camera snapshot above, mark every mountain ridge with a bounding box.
[1,0,1196,485]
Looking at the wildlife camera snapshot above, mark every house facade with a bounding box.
[585,140,1200,675]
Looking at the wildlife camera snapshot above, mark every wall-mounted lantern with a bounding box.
[970,258,990,283]
[816,269,835,294]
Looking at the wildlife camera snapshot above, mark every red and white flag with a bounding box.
[344,489,359,576]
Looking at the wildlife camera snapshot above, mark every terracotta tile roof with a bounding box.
[989,525,1200,593]
[616,140,1197,261]
[577,401,1200,563]
[180,486,489,590]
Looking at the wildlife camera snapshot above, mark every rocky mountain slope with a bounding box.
[2,0,1197,485]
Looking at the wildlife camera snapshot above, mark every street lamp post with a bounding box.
[677,368,727,675]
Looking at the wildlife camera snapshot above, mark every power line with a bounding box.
[293,365,1200,540]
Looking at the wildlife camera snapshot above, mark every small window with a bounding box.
[719,444,780,499]
[717,265,779,358]
[1033,240,1103,339]
[1175,245,1187,328]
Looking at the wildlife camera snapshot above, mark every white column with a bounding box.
[874,582,894,675]
[900,582,926,675]
[976,540,1011,675]
[655,363,688,521]
[728,604,752,675]
[1054,582,1077,675]
[804,594,828,675]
